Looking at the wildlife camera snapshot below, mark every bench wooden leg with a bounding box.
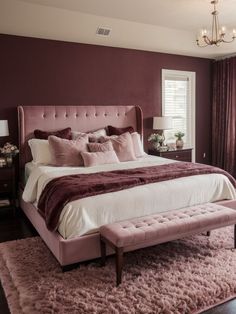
[100,238,106,266]
[116,247,124,286]
[234,225,236,249]
[206,231,211,237]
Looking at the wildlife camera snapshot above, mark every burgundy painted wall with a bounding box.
[0,34,212,163]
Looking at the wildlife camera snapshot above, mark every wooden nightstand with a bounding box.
[148,148,193,162]
[0,163,16,214]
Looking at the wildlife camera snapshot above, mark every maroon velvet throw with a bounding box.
[38,162,236,231]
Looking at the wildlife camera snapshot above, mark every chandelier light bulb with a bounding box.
[221,26,226,35]
[196,0,235,47]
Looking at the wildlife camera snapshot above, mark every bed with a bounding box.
[18,105,236,267]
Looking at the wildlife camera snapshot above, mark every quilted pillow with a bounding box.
[88,141,114,152]
[81,151,119,167]
[34,127,72,140]
[107,125,134,136]
[72,128,107,142]
[48,135,88,166]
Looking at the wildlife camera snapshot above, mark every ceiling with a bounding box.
[1,0,236,58]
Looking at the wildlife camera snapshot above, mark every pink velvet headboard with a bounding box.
[18,105,143,170]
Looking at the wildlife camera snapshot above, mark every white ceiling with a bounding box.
[1,0,236,58]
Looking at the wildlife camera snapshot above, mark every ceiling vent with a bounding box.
[96,27,111,37]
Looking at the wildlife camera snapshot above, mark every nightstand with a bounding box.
[0,163,16,214]
[148,148,193,162]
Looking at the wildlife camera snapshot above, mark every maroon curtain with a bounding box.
[212,57,236,177]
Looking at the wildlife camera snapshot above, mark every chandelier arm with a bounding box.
[197,42,211,48]
[222,38,236,43]
[203,36,212,45]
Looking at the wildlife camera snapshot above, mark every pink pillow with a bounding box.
[88,141,113,152]
[131,132,145,157]
[101,132,137,162]
[81,151,119,167]
[48,135,88,166]
[34,127,72,140]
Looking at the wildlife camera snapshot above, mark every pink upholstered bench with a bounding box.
[100,203,236,286]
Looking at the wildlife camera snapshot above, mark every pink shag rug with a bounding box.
[1,227,236,314]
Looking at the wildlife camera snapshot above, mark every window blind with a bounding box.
[163,74,192,148]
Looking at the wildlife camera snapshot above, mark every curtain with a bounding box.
[212,57,236,177]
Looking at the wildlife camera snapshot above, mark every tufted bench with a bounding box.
[100,203,236,285]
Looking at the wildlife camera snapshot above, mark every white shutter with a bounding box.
[162,70,196,160]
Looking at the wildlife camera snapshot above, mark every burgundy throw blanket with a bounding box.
[38,162,236,231]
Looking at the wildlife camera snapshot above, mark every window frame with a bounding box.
[162,69,196,162]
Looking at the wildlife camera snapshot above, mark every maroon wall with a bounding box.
[0,34,212,163]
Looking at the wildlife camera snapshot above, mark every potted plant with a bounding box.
[174,131,185,149]
[148,133,164,150]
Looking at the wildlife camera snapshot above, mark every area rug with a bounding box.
[1,227,236,314]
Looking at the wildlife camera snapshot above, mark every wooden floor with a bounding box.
[0,208,236,314]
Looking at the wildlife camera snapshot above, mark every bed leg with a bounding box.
[116,247,124,286]
[61,264,79,272]
[100,237,106,266]
[234,225,236,249]
[206,231,211,237]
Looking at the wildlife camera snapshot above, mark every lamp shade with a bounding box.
[0,120,9,137]
[153,116,172,130]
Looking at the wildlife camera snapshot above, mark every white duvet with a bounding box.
[23,155,236,239]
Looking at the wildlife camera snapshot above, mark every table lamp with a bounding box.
[153,116,172,147]
[0,120,9,137]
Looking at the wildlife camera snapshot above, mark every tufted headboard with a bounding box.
[18,105,143,170]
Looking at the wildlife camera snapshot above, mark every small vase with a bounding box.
[176,139,184,149]
[6,155,13,167]
[152,142,160,150]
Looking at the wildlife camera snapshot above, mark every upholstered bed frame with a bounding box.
[18,105,143,266]
[18,105,236,268]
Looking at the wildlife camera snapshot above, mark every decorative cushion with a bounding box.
[28,139,52,165]
[101,132,137,162]
[48,135,88,167]
[81,151,120,167]
[72,128,107,142]
[88,141,114,152]
[131,132,145,157]
[107,125,134,136]
[34,127,72,140]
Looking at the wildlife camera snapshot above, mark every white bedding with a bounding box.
[23,155,236,239]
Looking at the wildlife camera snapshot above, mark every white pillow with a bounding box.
[28,139,52,165]
[131,132,145,157]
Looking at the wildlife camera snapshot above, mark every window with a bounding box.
[162,69,196,161]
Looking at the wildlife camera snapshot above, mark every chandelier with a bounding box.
[197,0,236,47]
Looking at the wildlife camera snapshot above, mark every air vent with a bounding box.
[96,27,111,36]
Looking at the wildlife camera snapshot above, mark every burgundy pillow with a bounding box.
[88,141,114,152]
[107,125,134,136]
[48,135,88,166]
[101,132,137,162]
[34,127,72,140]
[81,151,119,167]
